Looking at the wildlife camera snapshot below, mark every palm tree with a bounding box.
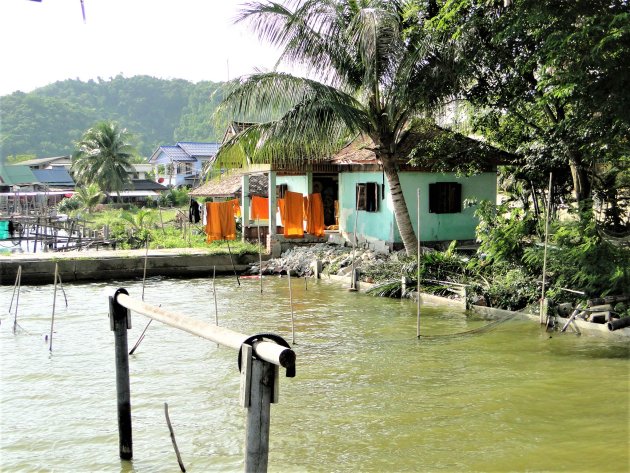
[217,0,458,255]
[72,121,135,195]
[74,183,104,213]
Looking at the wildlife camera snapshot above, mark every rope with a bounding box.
[417,314,518,339]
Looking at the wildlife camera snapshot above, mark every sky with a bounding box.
[0,0,287,96]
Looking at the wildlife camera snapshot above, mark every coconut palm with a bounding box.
[74,183,104,213]
[72,121,135,195]
[217,0,458,255]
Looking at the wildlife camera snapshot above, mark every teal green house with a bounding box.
[267,125,508,252]
[207,123,511,253]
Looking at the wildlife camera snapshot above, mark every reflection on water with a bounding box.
[1,276,628,472]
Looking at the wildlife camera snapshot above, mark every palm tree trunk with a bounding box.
[382,159,418,256]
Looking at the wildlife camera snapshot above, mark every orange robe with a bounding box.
[251,195,269,220]
[305,193,325,237]
[206,201,237,242]
[281,191,304,238]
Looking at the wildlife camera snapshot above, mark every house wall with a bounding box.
[338,170,496,247]
[277,175,310,195]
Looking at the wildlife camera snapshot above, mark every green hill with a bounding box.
[0,75,226,160]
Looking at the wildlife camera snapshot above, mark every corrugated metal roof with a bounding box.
[32,168,75,186]
[126,179,168,191]
[0,165,39,186]
[17,156,71,167]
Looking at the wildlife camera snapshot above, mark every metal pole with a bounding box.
[108,288,133,460]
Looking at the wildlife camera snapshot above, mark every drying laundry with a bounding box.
[205,200,237,242]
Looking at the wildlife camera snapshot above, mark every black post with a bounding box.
[108,288,133,460]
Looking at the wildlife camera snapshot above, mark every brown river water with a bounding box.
[1,276,628,472]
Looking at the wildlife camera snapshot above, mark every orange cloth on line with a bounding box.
[251,195,269,220]
[205,201,237,242]
[277,198,286,224]
[305,193,325,237]
[230,198,241,217]
[282,191,304,238]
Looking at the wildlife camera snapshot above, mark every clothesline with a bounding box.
[203,192,325,241]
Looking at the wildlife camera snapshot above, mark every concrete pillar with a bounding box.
[306,172,313,195]
[241,174,250,242]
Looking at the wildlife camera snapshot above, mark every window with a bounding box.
[429,182,462,214]
[276,184,288,199]
[356,182,379,212]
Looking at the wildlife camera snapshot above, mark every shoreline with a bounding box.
[0,248,267,285]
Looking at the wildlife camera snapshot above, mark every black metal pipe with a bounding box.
[108,288,133,460]
[607,317,630,331]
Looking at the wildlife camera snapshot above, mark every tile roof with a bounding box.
[190,172,268,198]
[329,123,514,170]
[151,145,196,163]
[176,142,220,157]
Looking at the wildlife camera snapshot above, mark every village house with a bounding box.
[148,142,220,188]
[192,122,511,254]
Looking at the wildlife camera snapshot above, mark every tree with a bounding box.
[74,183,104,213]
[432,0,630,212]
[217,0,459,255]
[72,121,135,195]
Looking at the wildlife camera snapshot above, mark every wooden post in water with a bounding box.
[108,288,133,460]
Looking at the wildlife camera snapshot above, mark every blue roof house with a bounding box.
[148,142,219,187]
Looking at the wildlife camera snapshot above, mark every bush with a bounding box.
[57,196,81,213]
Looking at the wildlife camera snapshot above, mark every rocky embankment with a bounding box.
[247,242,392,279]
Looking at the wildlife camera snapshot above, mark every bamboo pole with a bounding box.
[257,218,263,294]
[349,187,360,291]
[540,172,553,324]
[11,266,22,334]
[142,238,149,301]
[212,266,219,327]
[417,188,421,338]
[129,319,152,356]
[288,270,295,345]
[226,240,241,286]
[164,403,186,472]
[112,291,295,369]
[49,263,58,352]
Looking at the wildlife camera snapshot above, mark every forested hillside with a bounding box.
[0,75,226,160]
